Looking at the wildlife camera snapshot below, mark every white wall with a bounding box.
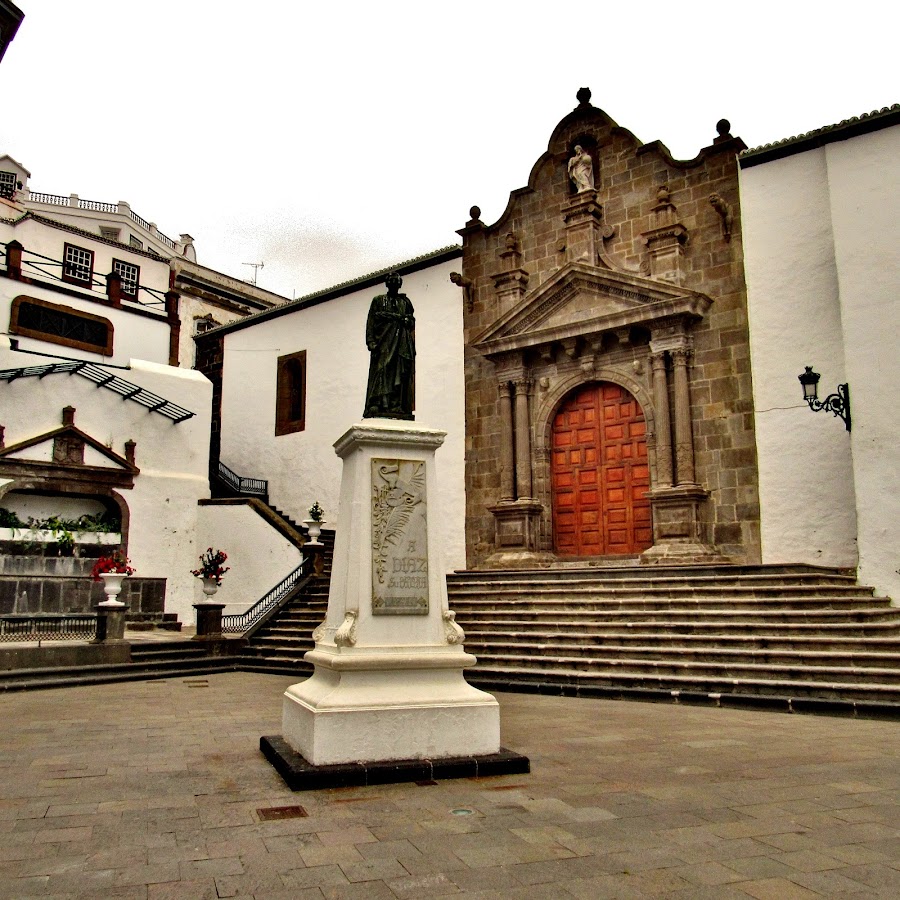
[0,343,213,622]
[741,124,900,601]
[196,503,303,617]
[219,259,468,571]
[826,128,900,601]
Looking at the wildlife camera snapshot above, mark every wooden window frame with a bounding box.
[62,242,94,287]
[112,258,140,298]
[9,295,114,355]
[275,350,307,436]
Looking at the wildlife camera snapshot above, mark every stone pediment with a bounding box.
[0,416,139,489]
[472,262,712,358]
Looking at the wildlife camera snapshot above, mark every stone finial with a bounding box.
[576,87,592,106]
[124,440,136,465]
[62,406,75,426]
[714,118,734,145]
[467,205,482,227]
[505,232,518,253]
[709,193,733,242]
[656,184,672,205]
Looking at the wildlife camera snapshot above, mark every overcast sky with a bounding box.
[3,1,895,299]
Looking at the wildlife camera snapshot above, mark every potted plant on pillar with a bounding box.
[191,547,230,601]
[91,550,135,607]
[303,501,325,546]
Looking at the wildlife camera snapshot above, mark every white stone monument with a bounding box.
[278,420,504,770]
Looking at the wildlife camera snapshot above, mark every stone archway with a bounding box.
[550,381,652,556]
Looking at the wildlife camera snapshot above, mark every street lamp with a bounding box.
[798,367,851,432]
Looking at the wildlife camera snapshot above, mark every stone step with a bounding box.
[0,655,238,692]
[464,663,900,704]
[449,597,889,615]
[462,628,900,653]
[456,608,900,634]
[449,586,878,603]
[449,567,857,586]
[469,649,900,684]
[463,638,900,669]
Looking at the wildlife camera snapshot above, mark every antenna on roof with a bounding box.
[242,261,264,285]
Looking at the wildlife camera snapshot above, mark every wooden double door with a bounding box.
[551,382,652,556]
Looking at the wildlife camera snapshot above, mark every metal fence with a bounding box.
[0,614,97,643]
[217,460,268,497]
[221,562,307,634]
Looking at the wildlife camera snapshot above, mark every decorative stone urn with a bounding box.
[199,576,219,601]
[98,572,128,607]
[303,519,325,546]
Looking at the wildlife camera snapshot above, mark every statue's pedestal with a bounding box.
[265,421,527,787]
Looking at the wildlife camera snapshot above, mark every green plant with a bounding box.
[308,501,325,522]
[0,508,24,528]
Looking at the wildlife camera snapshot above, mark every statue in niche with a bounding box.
[568,145,594,193]
[363,272,415,420]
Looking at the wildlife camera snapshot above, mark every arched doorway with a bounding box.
[551,382,652,556]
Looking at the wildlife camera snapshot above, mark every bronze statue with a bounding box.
[363,272,415,420]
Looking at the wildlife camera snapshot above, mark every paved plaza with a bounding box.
[0,673,898,899]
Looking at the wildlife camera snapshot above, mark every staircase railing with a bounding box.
[0,614,97,643]
[216,460,268,497]
[221,560,308,635]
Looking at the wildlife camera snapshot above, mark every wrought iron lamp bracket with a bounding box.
[806,383,851,432]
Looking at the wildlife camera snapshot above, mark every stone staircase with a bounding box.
[240,529,335,675]
[447,564,900,716]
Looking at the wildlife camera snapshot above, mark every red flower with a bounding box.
[91,551,135,581]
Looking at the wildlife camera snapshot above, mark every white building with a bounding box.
[741,104,900,603]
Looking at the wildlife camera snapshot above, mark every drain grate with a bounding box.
[257,805,308,821]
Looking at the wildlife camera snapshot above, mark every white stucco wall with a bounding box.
[219,258,467,571]
[0,343,213,622]
[195,503,303,617]
[741,123,900,601]
[825,128,900,601]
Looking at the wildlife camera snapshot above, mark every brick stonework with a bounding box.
[459,92,760,567]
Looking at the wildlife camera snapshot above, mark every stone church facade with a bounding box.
[458,89,760,568]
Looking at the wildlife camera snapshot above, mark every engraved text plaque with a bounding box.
[371,458,429,615]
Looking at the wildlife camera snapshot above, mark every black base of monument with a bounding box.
[260,735,530,791]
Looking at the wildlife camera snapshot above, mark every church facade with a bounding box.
[458,90,759,569]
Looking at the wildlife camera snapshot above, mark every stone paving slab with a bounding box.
[0,672,897,898]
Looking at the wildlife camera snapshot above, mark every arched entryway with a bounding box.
[551,382,652,556]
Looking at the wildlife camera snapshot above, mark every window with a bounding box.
[275,350,306,435]
[99,227,121,242]
[10,295,113,355]
[0,171,16,199]
[129,235,143,250]
[62,243,94,286]
[112,259,140,298]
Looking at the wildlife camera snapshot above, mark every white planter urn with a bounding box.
[303,519,325,546]
[99,572,127,607]
[199,576,220,602]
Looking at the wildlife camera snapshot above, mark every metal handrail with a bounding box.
[0,614,97,643]
[221,561,308,634]
[217,460,268,496]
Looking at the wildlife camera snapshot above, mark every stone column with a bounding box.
[650,351,673,487]
[671,347,696,485]
[513,377,533,499]
[498,381,515,500]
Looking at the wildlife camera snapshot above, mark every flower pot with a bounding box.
[303,519,325,546]
[99,572,127,607]
[198,576,220,601]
